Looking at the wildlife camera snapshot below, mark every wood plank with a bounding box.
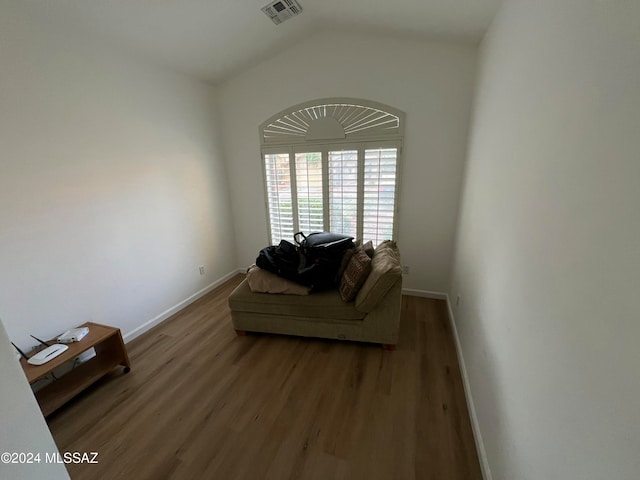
[48,275,482,480]
[36,353,122,416]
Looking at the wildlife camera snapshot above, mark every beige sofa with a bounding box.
[228,241,402,347]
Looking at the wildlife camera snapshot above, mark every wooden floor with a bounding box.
[48,275,482,480]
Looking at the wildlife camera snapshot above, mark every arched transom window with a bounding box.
[259,98,404,246]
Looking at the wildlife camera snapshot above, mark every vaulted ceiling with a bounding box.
[17,0,502,84]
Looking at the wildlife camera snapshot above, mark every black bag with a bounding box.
[256,240,301,283]
[294,231,354,254]
[294,232,355,290]
[255,232,355,290]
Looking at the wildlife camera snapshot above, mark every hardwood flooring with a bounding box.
[47,275,482,480]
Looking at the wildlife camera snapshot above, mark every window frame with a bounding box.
[259,98,405,246]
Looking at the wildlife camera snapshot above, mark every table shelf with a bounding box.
[20,322,130,416]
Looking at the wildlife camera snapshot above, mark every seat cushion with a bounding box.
[246,265,310,295]
[229,279,366,321]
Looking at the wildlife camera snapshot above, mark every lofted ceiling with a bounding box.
[16,0,502,84]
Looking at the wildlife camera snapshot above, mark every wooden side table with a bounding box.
[19,322,131,416]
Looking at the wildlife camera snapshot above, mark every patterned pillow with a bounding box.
[337,247,356,278]
[337,240,365,279]
[339,249,372,302]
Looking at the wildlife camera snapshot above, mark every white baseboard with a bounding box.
[402,288,448,300]
[445,295,493,480]
[122,269,242,343]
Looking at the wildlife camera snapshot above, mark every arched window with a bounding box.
[259,98,405,245]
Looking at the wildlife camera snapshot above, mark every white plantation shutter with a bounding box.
[295,152,324,234]
[363,148,398,245]
[264,152,294,244]
[260,99,404,247]
[328,150,358,239]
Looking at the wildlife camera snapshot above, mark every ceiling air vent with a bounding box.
[261,0,303,25]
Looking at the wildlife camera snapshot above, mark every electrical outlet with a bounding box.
[456,294,461,306]
[402,265,410,275]
[199,266,205,275]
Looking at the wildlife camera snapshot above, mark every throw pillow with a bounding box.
[339,249,372,302]
[355,241,402,312]
[337,247,356,278]
[336,240,363,279]
[362,240,374,258]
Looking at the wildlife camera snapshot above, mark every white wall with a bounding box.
[0,2,236,349]
[218,31,477,292]
[450,1,640,478]
[0,319,69,479]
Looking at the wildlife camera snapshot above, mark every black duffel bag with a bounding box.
[256,240,301,283]
[294,231,354,254]
[255,232,354,290]
[294,231,354,290]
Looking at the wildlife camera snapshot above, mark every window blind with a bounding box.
[363,148,398,246]
[264,145,399,246]
[328,150,358,239]
[295,152,324,234]
[264,153,294,244]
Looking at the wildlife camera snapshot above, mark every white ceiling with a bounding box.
[17,0,502,84]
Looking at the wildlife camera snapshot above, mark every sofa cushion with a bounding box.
[229,279,366,321]
[246,265,310,295]
[355,240,402,312]
[339,249,372,302]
